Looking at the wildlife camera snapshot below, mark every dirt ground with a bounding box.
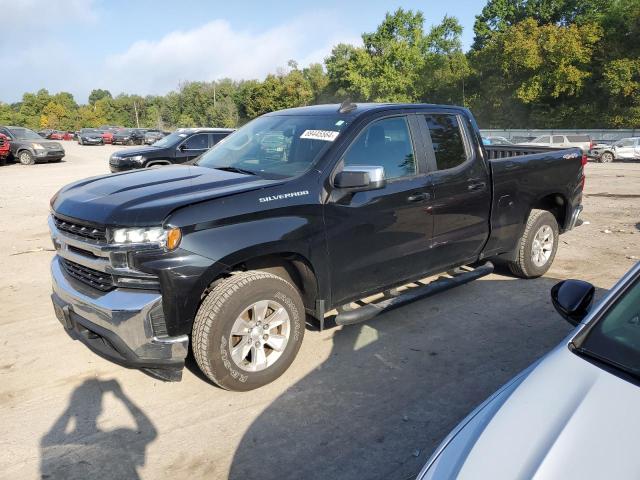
[0,142,638,480]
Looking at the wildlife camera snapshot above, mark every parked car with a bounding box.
[144,129,169,145]
[101,130,114,144]
[486,136,513,145]
[77,128,104,145]
[590,137,640,163]
[63,131,75,141]
[520,134,593,153]
[418,261,640,480]
[112,128,148,145]
[38,129,54,138]
[0,133,10,165]
[108,128,233,172]
[0,126,65,164]
[49,131,65,140]
[49,103,585,390]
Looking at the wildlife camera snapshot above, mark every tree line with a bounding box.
[1,0,638,130]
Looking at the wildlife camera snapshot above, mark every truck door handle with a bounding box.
[407,192,430,203]
[467,182,486,192]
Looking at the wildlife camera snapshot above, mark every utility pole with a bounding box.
[134,101,140,128]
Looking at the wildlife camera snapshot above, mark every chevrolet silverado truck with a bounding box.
[48,103,585,391]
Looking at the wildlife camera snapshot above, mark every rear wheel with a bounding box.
[508,209,559,278]
[192,271,305,391]
[18,150,35,165]
[600,151,614,163]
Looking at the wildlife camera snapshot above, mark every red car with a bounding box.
[0,134,10,165]
[101,130,114,144]
[49,131,65,140]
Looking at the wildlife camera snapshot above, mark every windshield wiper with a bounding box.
[572,345,640,381]
[214,166,257,176]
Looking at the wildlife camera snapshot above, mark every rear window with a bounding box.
[566,135,590,142]
[423,114,468,170]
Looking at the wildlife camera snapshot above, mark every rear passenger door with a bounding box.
[418,112,491,272]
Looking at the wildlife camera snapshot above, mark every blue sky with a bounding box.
[1,0,485,103]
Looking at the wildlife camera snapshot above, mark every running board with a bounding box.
[334,262,494,326]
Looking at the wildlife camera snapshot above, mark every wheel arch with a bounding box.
[530,193,569,231]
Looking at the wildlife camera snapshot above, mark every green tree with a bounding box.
[88,89,113,105]
[469,18,602,127]
[472,0,608,49]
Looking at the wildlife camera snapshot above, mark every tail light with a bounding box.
[580,154,587,190]
[581,154,588,166]
[589,140,594,150]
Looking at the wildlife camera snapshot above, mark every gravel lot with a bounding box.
[1,142,638,480]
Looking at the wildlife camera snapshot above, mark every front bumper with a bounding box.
[50,256,189,380]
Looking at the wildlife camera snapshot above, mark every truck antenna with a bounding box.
[338,99,357,114]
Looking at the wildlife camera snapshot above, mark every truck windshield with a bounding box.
[576,277,640,380]
[197,115,348,178]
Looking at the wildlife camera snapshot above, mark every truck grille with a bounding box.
[53,215,107,242]
[60,258,114,292]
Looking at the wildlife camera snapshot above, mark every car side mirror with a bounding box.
[178,144,187,151]
[334,166,386,191]
[551,280,595,326]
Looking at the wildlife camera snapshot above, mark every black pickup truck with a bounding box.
[48,103,584,390]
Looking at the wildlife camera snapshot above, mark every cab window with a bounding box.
[183,134,209,150]
[423,114,468,171]
[342,116,416,180]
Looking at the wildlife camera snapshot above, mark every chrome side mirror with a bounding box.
[334,165,386,191]
[551,280,595,326]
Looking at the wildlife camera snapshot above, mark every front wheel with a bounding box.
[508,209,559,278]
[18,150,35,165]
[600,151,614,163]
[192,271,305,391]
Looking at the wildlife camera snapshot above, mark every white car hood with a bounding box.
[423,345,640,479]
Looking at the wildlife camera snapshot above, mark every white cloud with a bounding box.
[102,12,349,97]
[0,7,360,103]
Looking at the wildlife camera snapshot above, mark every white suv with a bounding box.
[520,134,592,153]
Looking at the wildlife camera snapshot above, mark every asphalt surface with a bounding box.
[0,142,638,479]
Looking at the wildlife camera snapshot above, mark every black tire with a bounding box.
[18,150,35,165]
[126,139,134,146]
[193,271,305,391]
[600,151,614,163]
[508,209,559,278]
[79,138,84,145]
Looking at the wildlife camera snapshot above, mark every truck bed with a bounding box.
[481,145,584,259]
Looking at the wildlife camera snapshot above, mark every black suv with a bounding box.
[109,128,234,172]
[112,128,148,145]
[0,126,65,165]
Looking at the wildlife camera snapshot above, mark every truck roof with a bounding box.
[266,103,466,118]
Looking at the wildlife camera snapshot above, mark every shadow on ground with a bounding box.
[228,275,606,480]
[40,379,156,480]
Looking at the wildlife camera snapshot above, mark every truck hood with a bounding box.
[52,165,280,226]
[422,344,640,479]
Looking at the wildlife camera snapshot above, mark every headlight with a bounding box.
[129,155,144,163]
[110,226,182,250]
[33,143,45,150]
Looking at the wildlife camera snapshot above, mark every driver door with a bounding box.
[324,115,434,305]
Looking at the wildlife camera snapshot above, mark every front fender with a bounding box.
[181,213,330,297]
